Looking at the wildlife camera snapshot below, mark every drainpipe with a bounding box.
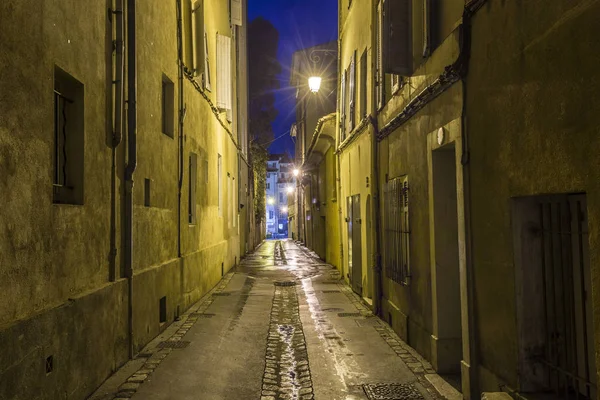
[368,115,383,315]
[110,0,125,282]
[124,0,137,360]
[176,0,186,258]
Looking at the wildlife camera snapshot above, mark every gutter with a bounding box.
[124,0,138,360]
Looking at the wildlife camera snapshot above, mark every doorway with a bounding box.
[431,144,462,384]
[347,195,363,295]
[513,194,596,399]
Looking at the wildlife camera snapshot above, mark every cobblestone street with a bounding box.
[90,240,459,400]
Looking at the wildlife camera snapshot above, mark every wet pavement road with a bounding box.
[90,240,456,400]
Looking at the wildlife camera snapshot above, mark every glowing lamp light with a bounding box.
[267,197,274,205]
[293,169,300,177]
[308,76,322,93]
[281,207,288,213]
[287,186,294,194]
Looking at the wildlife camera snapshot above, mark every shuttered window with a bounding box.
[383,176,410,285]
[360,49,367,118]
[383,0,412,76]
[203,29,211,91]
[339,68,346,142]
[216,33,232,111]
[191,0,204,76]
[181,0,193,70]
[348,51,356,132]
[231,0,242,26]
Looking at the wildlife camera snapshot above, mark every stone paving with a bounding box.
[89,239,457,400]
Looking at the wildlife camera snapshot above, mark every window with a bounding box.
[266,183,270,190]
[203,29,211,91]
[144,178,151,207]
[228,174,232,228]
[216,34,232,112]
[383,176,410,285]
[162,74,175,137]
[189,153,197,224]
[340,68,347,142]
[218,154,222,216]
[232,177,237,228]
[383,0,412,76]
[348,51,356,132]
[279,193,284,203]
[269,210,274,219]
[191,0,205,76]
[360,49,367,118]
[53,66,84,205]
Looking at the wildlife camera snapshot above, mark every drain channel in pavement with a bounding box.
[261,283,314,400]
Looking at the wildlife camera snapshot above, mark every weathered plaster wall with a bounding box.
[467,0,600,390]
[0,0,248,397]
[0,1,129,398]
[377,25,463,360]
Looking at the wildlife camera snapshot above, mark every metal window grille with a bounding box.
[53,90,72,188]
[535,195,596,400]
[383,176,410,285]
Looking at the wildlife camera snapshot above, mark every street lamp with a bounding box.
[267,197,274,205]
[287,186,294,194]
[293,168,300,177]
[306,47,336,94]
[308,76,322,93]
[281,207,288,213]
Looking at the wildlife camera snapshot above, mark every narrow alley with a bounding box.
[90,240,457,400]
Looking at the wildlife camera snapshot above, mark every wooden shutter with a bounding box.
[339,69,346,141]
[360,50,367,118]
[348,52,356,132]
[192,0,204,76]
[216,33,232,111]
[383,0,412,76]
[231,0,242,26]
[182,0,193,69]
[203,29,211,90]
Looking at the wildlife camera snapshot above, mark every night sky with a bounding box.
[248,0,338,156]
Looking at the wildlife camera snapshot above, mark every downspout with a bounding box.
[369,0,382,315]
[176,0,186,258]
[110,0,125,282]
[124,0,137,360]
[368,115,382,315]
[459,1,486,397]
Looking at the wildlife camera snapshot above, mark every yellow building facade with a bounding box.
[0,0,252,398]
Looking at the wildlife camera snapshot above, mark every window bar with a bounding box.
[576,200,592,399]
[53,90,73,188]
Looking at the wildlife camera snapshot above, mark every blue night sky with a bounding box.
[248,0,338,156]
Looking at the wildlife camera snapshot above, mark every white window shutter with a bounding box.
[203,29,211,91]
[339,69,346,141]
[231,0,243,26]
[192,0,204,76]
[216,33,232,111]
[348,52,356,131]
